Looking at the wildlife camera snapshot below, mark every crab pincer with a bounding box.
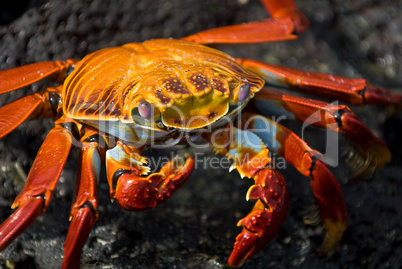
[228,169,289,267]
[113,157,194,210]
[106,143,194,211]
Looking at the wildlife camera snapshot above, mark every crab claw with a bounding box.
[111,156,194,211]
[228,169,289,267]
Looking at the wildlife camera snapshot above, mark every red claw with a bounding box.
[228,169,289,267]
[113,156,194,211]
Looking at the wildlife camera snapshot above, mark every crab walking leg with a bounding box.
[253,88,391,169]
[62,130,104,269]
[105,141,194,211]
[240,59,402,107]
[182,0,309,44]
[239,113,348,254]
[0,122,73,250]
[0,60,76,94]
[0,88,62,138]
[204,127,289,266]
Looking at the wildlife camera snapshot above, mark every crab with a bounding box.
[0,0,401,268]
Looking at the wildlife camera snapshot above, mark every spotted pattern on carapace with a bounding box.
[161,76,190,95]
[208,111,218,119]
[185,71,210,93]
[154,91,173,105]
[212,78,229,95]
[62,39,264,126]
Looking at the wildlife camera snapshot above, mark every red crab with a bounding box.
[0,0,400,268]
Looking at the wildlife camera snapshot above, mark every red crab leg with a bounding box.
[0,60,76,94]
[182,0,309,44]
[0,88,62,139]
[106,141,194,210]
[0,121,73,250]
[238,113,348,255]
[62,130,104,269]
[203,127,289,267]
[252,88,391,170]
[240,59,402,107]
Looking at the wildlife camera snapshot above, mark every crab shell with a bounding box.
[62,39,264,130]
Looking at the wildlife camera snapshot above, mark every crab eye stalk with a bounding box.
[66,65,75,76]
[238,81,250,101]
[138,100,153,119]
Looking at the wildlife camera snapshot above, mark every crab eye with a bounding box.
[66,65,75,76]
[238,81,250,101]
[138,100,153,119]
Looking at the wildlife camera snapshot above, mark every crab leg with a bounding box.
[0,60,75,94]
[252,88,391,170]
[105,141,194,211]
[62,129,104,269]
[182,0,309,44]
[0,121,73,250]
[238,113,348,254]
[204,127,289,266]
[0,88,62,139]
[240,59,402,107]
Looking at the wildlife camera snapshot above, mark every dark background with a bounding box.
[0,0,401,268]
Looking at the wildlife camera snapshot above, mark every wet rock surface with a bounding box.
[0,0,401,268]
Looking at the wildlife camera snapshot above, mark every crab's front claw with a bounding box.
[228,169,289,267]
[109,155,194,211]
